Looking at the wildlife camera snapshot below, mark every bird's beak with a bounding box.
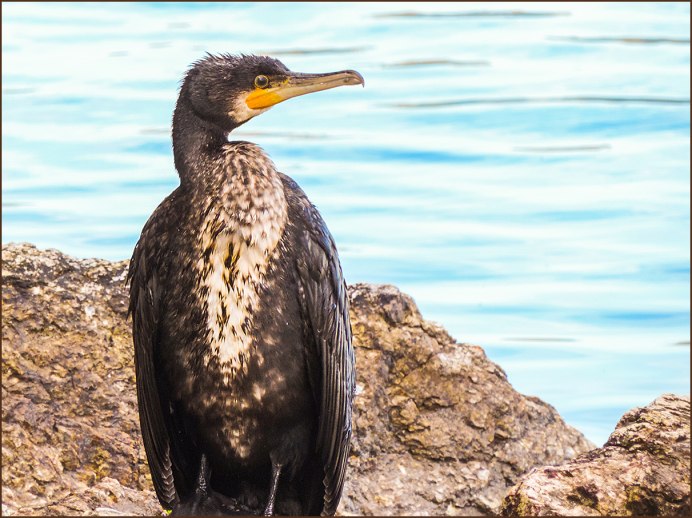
[246,70,364,110]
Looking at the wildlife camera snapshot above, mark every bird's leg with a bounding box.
[263,461,283,516]
[171,454,216,516]
[195,453,211,496]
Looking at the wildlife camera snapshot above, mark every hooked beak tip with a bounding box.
[347,70,365,87]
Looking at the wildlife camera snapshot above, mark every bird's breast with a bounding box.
[193,151,288,381]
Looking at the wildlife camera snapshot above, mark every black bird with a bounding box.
[128,54,361,515]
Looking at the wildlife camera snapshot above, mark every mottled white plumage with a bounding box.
[196,143,287,377]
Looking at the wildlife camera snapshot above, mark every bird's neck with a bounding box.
[172,95,228,187]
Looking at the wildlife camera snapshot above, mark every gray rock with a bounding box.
[2,243,594,515]
[501,393,690,516]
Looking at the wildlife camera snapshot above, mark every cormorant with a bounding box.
[128,54,361,515]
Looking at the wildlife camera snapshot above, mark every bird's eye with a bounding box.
[254,75,269,89]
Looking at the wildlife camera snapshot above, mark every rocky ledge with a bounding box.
[2,242,683,516]
[501,393,690,516]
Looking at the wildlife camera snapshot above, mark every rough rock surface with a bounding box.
[501,394,690,516]
[2,243,593,515]
[2,243,160,516]
[339,284,594,516]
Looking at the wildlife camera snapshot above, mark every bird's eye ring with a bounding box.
[254,75,269,89]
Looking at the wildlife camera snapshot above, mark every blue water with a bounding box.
[2,2,690,446]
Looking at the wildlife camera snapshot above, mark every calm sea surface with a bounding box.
[3,2,690,445]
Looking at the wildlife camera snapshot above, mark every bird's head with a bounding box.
[179,53,364,132]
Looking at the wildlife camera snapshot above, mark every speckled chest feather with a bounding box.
[194,142,287,379]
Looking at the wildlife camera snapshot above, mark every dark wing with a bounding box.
[128,193,193,510]
[282,175,355,516]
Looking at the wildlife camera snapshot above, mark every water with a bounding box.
[3,2,689,446]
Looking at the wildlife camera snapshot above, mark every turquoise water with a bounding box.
[2,2,689,445]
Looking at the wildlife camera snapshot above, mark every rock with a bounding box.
[2,243,594,515]
[501,394,690,516]
[340,284,594,515]
[2,243,160,516]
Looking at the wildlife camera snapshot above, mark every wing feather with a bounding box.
[128,193,194,509]
[283,175,355,516]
